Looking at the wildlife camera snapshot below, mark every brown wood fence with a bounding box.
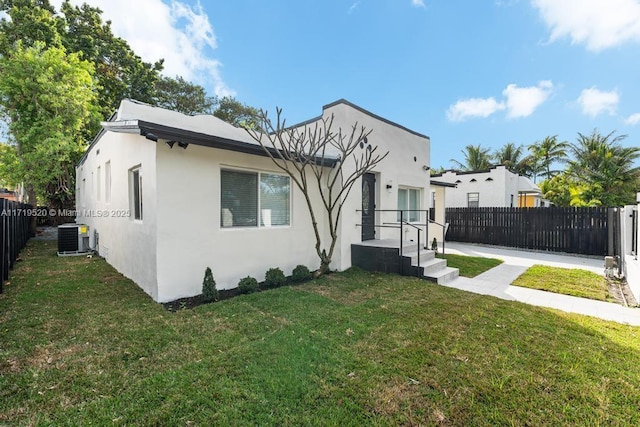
[1,199,32,293]
[445,207,611,256]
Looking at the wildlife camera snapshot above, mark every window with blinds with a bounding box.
[221,169,290,228]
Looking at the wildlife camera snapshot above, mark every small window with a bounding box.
[129,166,143,221]
[485,177,493,182]
[397,188,420,222]
[467,192,479,208]
[470,178,477,182]
[220,169,290,228]
[430,191,436,221]
[510,194,514,207]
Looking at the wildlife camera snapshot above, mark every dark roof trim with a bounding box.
[431,165,506,177]
[430,180,457,188]
[286,99,429,140]
[79,120,339,168]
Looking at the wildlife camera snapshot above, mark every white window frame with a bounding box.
[468,192,479,208]
[397,187,421,222]
[97,166,101,201]
[220,168,291,229]
[129,165,143,221]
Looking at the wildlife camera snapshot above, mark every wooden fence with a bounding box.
[1,199,32,293]
[445,207,611,256]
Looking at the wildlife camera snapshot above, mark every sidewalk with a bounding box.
[442,242,640,326]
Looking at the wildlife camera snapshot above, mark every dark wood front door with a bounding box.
[361,173,375,241]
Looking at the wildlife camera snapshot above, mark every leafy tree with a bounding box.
[528,135,568,180]
[214,97,261,129]
[450,144,492,171]
[58,1,163,119]
[567,130,640,207]
[539,173,575,207]
[246,109,388,277]
[0,0,62,54]
[154,75,216,115]
[0,42,99,208]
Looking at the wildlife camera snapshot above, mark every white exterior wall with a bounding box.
[76,133,159,300]
[437,166,519,208]
[622,205,640,301]
[311,103,430,269]
[154,143,326,302]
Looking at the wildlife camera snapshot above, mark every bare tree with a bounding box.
[246,108,388,277]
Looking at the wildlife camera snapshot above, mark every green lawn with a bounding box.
[2,240,640,425]
[513,264,611,301]
[438,252,503,277]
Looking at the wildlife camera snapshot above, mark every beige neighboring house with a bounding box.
[431,165,549,208]
[75,99,433,302]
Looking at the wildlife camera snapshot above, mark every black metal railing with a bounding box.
[356,209,448,277]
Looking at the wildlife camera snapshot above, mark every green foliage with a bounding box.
[450,144,492,171]
[264,267,286,288]
[539,173,575,207]
[492,142,537,177]
[0,42,99,207]
[528,135,568,180]
[567,130,640,207]
[214,96,261,129]
[437,253,503,277]
[154,75,216,115]
[291,265,312,283]
[202,267,218,302]
[238,276,259,294]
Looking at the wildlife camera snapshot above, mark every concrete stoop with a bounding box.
[401,247,460,284]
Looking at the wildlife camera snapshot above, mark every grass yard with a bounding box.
[438,252,503,277]
[513,264,611,302]
[2,240,640,425]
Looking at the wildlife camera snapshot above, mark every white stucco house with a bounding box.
[432,166,548,208]
[75,99,435,302]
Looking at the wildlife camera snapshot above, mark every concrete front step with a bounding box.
[402,248,435,265]
[423,266,460,284]
[419,257,448,275]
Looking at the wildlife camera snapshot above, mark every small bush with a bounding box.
[431,238,438,253]
[264,267,286,288]
[238,276,259,294]
[202,267,218,302]
[291,265,312,282]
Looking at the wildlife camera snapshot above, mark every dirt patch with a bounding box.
[607,277,638,307]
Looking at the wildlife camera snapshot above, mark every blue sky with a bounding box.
[53,0,640,169]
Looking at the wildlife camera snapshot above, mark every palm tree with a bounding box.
[528,135,568,179]
[567,130,640,206]
[492,142,536,177]
[450,144,492,171]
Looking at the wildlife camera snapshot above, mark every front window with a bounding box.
[129,166,143,220]
[397,188,420,222]
[221,169,290,228]
[467,192,479,208]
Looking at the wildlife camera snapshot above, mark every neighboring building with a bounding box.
[76,99,432,302]
[431,166,548,208]
[0,188,17,201]
[428,180,455,244]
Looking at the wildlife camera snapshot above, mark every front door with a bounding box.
[361,173,375,241]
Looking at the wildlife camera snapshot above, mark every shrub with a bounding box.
[431,237,438,253]
[264,267,286,288]
[238,276,259,294]
[291,264,312,282]
[202,267,218,302]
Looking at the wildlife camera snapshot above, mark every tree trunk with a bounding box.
[27,186,37,237]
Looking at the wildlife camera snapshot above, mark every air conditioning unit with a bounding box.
[57,223,91,256]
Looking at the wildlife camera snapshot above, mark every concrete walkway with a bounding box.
[442,242,640,326]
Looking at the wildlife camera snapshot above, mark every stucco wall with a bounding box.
[428,186,448,245]
[436,166,518,208]
[308,102,431,267]
[154,143,327,302]
[76,132,159,300]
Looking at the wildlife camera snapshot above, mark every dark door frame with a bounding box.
[361,173,376,241]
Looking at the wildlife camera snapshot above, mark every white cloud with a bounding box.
[411,0,426,8]
[625,113,640,125]
[502,80,553,118]
[577,87,619,117]
[348,2,360,14]
[52,0,233,97]
[532,0,640,51]
[446,97,506,122]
